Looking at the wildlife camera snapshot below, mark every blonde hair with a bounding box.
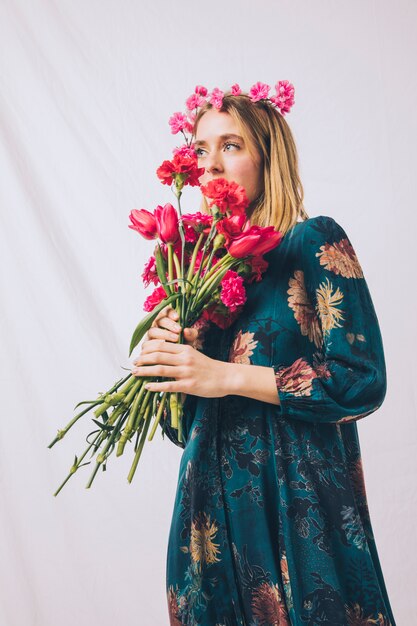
[194,93,309,236]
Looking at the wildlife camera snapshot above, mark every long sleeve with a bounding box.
[272,215,387,425]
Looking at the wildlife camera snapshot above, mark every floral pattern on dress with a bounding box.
[228,330,258,364]
[165,216,395,625]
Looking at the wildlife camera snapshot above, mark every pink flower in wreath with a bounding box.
[270,80,295,115]
[194,85,208,97]
[230,83,242,96]
[248,81,270,102]
[185,93,206,110]
[210,87,224,109]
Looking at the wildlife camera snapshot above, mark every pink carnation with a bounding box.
[194,85,208,97]
[270,80,295,115]
[169,112,189,134]
[172,144,196,158]
[220,270,246,312]
[143,285,168,312]
[141,255,159,288]
[248,81,270,102]
[210,87,224,110]
[181,213,212,243]
[230,83,242,96]
[185,93,206,110]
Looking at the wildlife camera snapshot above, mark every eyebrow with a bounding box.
[194,133,244,147]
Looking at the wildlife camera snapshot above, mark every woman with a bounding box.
[131,84,396,625]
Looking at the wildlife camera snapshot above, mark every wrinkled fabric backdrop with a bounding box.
[0,0,415,624]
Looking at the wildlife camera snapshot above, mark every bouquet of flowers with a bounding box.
[48,144,282,495]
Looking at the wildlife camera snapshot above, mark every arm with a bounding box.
[270,215,387,425]
[220,362,281,405]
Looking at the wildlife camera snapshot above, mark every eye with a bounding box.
[224,142,240,151]
[195,147,205,157]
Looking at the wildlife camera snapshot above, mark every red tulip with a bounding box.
[128,209,158,240]
[154,203,180,244]
[228,225,282,258]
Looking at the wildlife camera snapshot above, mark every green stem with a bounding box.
[189,259,236,313]
[167,243,174,297]
[85,410,128,489]
[52,430,102,497]
[116,381,148,457]
[93,375,137,418]
[127,403,152,483]
[147,393,168,441]
[48,374,132,448]
[186,232,205,289]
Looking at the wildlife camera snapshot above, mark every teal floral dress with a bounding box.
[162,215,396,626]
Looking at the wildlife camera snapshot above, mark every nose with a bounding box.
[204,151,224,175]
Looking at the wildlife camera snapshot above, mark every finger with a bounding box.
[143,380,185,393]
[167,308,179,321]
[183,328,199,346]
[152,304,172,327]
[147,326,180,343]
[183,328,198,338]
[139,339,186,354]
[131,364,182,378]
[133,339,184,365]
[156,316,182,333]
[133,350,182,366]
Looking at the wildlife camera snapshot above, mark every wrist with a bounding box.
[219,361,246,397]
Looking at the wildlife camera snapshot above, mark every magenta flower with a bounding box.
[228,225,282,258]
[143,285,168,312]
[185,93,206,110]
[248,81,270,102]
[128,209,158,240]
[141,255,159,288]
[172,144,197,158]
[194,85,208,97]
[169,112,189,134]
[230,83,242,96]
[210,87,224,110]
[220,270,246,312]
[154,203,180,244]
[270,80,295,115]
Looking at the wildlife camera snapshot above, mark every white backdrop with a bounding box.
[1,0,415,624]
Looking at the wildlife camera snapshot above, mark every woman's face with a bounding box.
[194,109,263,206]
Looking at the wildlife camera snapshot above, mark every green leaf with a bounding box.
[73,399,98,410]
[128,292,180,357]
[86,429,101,445]
[154,244,169,288]
[91,418,114,432]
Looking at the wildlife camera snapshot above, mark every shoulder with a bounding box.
[298,215,364,281]
[298,214,349,243]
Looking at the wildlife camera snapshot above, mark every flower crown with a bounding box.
[168,80,295,145]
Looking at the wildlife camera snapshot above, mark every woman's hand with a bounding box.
[131,338,229,398]
[141,305,199,346]
[131,306,224,397]
[132,306,225,401]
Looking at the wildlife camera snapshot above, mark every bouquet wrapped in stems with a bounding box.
[48,145,282,495]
